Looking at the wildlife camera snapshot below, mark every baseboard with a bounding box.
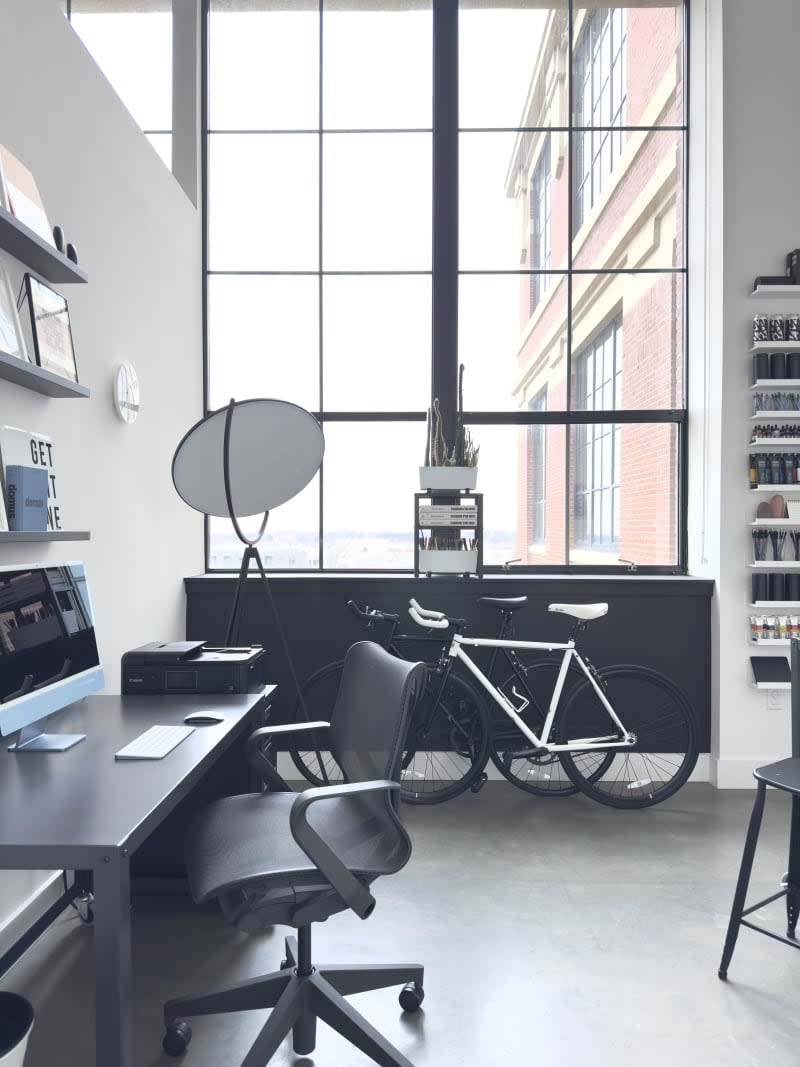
[712,758,769,789]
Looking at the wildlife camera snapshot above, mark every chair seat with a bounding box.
[185,789,408,931]
[754,757,800,794]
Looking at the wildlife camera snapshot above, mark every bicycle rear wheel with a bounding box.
[556,665,698,809]
[491,659,583,796]
[400,674,490,805]
[289,662,345,787]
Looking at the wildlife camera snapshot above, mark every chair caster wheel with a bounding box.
[163,1020,192,1056]
[399,981,424,1012]
[470,773,488,794]
[718,969,727,981]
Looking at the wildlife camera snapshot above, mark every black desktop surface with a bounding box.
[0,689,274,856]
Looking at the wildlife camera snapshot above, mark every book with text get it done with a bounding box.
[5,465,48,531]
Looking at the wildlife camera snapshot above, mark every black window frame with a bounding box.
[200,0,688,577]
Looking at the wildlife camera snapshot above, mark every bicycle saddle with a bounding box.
[477,597,528,612]
[548,603,608,621]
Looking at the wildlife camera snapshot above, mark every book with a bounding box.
[5,466,47,531]
[0,426,64,532]
[0,146,53,246]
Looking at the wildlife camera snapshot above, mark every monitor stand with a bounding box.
[8,719,86,752]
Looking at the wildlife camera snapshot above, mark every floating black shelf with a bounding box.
[0,350,89,398]
[0,531,90,543]
[0,206,87,284]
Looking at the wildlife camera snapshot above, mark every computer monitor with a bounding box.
[0,562,103,751]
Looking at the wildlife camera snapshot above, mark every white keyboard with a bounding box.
[114,724,195,761]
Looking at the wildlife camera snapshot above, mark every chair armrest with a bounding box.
[290,780,404,920]
[245,722,330,789]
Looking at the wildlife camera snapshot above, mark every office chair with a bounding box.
[163,641,427,1067]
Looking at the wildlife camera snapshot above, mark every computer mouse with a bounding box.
[183,713,225,726]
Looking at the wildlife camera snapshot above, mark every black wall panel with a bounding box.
[185,576,713,751]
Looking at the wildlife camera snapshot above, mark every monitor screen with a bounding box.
[0,562,103,737]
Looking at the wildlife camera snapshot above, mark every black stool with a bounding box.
[719,758,800,980]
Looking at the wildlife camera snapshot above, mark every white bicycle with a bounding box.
[407,597,699,810]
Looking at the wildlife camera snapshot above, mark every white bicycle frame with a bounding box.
[408,600,634,754]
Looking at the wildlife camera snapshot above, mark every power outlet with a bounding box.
[767,688,787,711]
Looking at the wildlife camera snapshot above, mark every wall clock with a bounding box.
[113,362,140,424]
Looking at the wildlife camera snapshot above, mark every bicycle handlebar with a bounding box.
[347,600,399,623]
[408,598,446,621]
[408,604,450,630]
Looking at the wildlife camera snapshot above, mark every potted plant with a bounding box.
[419,365,480,491]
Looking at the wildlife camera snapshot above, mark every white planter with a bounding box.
[418,549,478,574]
[419,466,478,491]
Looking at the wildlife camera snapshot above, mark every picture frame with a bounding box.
[23,274,78,383]
[0,266,28,363]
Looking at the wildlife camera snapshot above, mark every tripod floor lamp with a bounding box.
[172,398,325,647]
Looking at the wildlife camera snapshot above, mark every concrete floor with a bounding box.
[3,783,800,1067]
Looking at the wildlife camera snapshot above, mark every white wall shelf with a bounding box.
[750,601,800,608]
[751,342,800,353]
[751,639,791,646]
[749,562,800,569]
[751,380,800,389]
[750,519,800,527]
[751,413,800,420]
[752,285,800,297]
[752,681,792,690]
[749,439,800,448]
[749,484,800,491]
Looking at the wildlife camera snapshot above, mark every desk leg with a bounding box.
[93,851,133,1067]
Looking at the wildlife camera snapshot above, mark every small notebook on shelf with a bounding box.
[750,655,791,685]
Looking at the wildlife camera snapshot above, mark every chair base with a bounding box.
[164,935,423,1067]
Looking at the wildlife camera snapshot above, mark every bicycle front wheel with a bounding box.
[556,665,698,809]
[401,674,490,805]
[289,662,345,787]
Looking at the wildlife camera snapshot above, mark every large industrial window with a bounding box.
[66,1,173,170]
[197,0,687,573]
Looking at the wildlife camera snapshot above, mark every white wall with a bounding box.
[697,0,800,785]
[0,0,202,942]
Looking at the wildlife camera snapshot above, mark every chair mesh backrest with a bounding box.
[328,641,425,786]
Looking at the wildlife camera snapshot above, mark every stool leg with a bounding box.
[719,780,767,980]
[786,795,800,939]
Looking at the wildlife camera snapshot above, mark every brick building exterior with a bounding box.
[506,4,684,566]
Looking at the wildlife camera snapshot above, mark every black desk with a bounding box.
[0,687,275,1067]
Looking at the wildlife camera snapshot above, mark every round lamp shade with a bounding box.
[172,399,324,518]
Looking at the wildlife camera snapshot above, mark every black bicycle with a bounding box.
[291,595,600,803]
[291,600,493,804]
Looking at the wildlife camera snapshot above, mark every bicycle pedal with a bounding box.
[470,773,488,794]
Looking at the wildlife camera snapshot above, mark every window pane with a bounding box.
[572,129,684,269]
[208,134,319,271]
[469,423,566,567]
[71,6,172,132]
[322,4,432,129]
[460,273,569,413]
[322,424,421,569]
[573,4,684,128]
[210,1,319,131]
[459,3,567,129]
[323,276,430,412]
[323,134,431,271]
[569,422,678,566]
[207,276,319,412]
[208,473,320,571]
[461,132,566,273]
[571,272,684,409]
